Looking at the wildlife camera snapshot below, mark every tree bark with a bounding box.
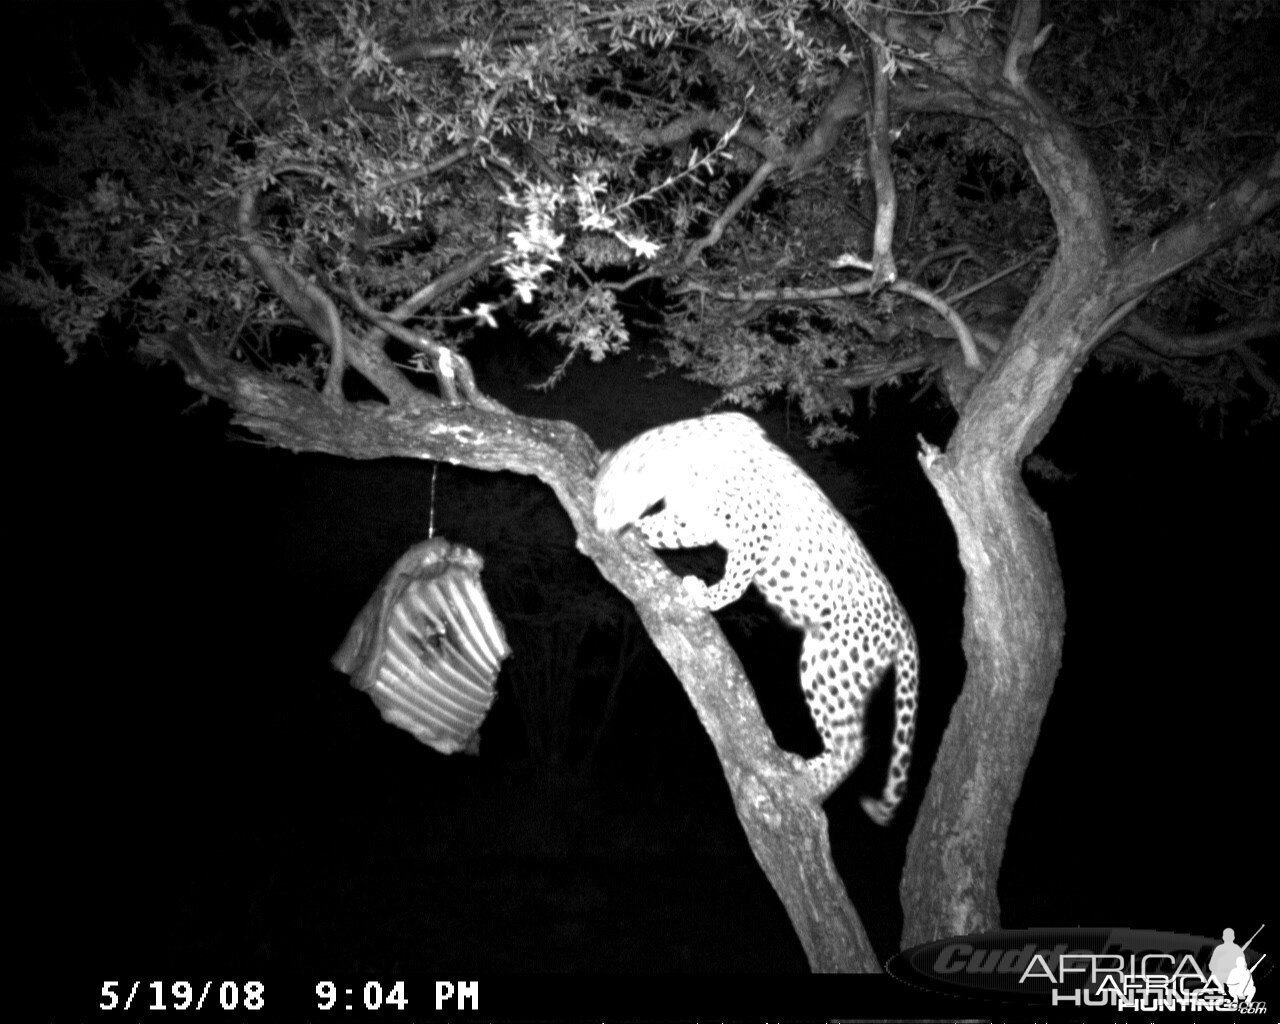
[901,455,1063,940]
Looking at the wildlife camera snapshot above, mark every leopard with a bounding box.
[593,412,918,824]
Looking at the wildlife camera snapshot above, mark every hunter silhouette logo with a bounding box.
[1209,925,1264,1005]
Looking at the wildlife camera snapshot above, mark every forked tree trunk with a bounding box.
[901,295,1082,942]
[897,139,1278,942]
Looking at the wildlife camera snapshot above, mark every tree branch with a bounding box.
[622,110,786,165]
[338,280,510,414]
[805,351,936,393]
[683,159,778,267]
[1002,0,1051,90]
[790,66,866,173]
[910,243,988,284]
[865,39,898,290]
[231,183,421,407]
[225,165,507,414]
[386,248,503,327]
[611,57,866,175]
[389,29,568,66]
[681,274,981,368]
[893,279,981,369]
[677,279,877,304]
[1108,149,1280,311]
[1236,345,1280,400]
[1110,312,1280,358]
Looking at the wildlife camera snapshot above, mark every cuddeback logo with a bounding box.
[887,924,1268,1011]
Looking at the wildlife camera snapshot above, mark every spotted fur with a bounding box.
[594,412,918,824]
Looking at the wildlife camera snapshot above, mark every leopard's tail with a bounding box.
[859,632,919,826]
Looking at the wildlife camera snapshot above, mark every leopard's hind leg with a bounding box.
[798,626,914,824]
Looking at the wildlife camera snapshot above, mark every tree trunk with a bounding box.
[903,446,1065,942]
[887,4,1123,942]
[897,142,1279,945]
[898,174,1136,937]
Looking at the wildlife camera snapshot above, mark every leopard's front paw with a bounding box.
[680,574,711,607]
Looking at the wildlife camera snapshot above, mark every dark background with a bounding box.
[16,326,1274,976]
[7,0,1275,991]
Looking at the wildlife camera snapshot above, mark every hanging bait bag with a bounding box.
[332,537,511,755]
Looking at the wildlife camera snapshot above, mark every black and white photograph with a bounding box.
[8,0,1276,1018]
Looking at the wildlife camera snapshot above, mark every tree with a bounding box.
[7,0,1277,972]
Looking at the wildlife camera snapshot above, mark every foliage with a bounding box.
[1039,0,1279,410]
[4,0,1276,432]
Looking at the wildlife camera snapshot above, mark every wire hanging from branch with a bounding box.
[428,462,439,539]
